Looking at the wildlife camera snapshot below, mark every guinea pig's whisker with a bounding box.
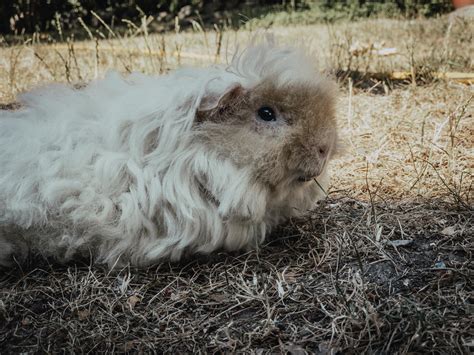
[313,178,328,196]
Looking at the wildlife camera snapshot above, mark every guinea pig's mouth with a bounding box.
[295,160,328,184]
[297,175,317,183]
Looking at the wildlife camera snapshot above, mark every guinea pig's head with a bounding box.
[194,44,339,194]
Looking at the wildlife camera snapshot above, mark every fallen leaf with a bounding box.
[441,226,456,236]
[127,295,141,310]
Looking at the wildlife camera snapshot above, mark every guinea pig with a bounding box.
[0,41,339,268]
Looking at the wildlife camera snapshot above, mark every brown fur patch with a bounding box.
[0,102,22,110]
[196,77,339,188]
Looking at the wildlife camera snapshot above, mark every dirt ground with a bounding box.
[0,14,473,354]
[1,197,472,353]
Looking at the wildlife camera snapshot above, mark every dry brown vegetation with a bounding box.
[0,12,473,354]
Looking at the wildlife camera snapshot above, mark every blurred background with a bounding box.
[0,0,457,36]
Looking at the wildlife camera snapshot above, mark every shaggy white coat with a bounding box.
[0,43,331,267]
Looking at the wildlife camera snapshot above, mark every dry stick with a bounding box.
[54,12,64,42]
[90,11,131,73]
[223,28,232,65]
[347,77,353,132]
[66,39,73,80]
[54,48,71,83]
[422,159,470,209]
[68,38,83,81]
[407,141,429,193]
[345,33,353,73]
[94,38,100,78]
[313,178,328,196]
[449,95,473,150]
[191,13,212,58]
[33,51,57,80]
[456,170,470,204]
[173,16,183,67]
[141,15,157,73]
[8,45,25,96]
[78,17,98,79]
[348,234,364,273]
[91,11,116,39]
[365,160,377,226]
[214,24,223,64]
[407,37,416,86]
[174,42,183,67]
[194,11,210,57]
[159,35,166,74]
[363,161,400,268]
[420,112,427,145]
[121,19,140,37]
[408,113,438,194]
[333,238,350,312]
[465,172,473,205]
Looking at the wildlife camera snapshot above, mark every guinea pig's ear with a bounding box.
[196,84,244,122]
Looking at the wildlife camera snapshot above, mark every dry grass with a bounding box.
[1,198,472,353]
[0,13,473,354]
[1,15,473,100]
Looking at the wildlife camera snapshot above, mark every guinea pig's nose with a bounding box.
[317,145,329,159]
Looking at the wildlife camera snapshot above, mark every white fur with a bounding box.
[0,42,330,267]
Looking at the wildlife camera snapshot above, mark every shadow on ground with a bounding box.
[0,197,472,353]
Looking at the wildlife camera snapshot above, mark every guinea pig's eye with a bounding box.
[257,106,276,122]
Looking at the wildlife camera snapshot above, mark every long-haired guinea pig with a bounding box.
[0,41,339,268]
